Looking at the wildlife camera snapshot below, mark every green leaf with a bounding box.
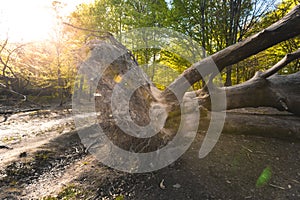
[256,166,272,188]
[115,195,124,200]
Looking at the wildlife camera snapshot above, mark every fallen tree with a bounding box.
[196,49,300,115]
[73,5,300,171]
[220,111,300,140]
[162,5,300,108]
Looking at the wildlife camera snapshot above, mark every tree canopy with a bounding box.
[0,0,299,104]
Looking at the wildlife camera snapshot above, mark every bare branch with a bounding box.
[63,22,111,35]
[261,49,300,78]
[0,38,8,54]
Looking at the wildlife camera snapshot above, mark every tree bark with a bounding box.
[197,72,300,116]
[199,110,300,141]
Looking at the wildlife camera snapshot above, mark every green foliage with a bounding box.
[159,50,191,74]
[170,0,276,54]
[241,0,300,79]
[1,135,21,143]
[256,166,272,188]
[57,185,83,199]
[42,197,57,200]
[115,195,125,200]
[263,0,300,74]
[42,184,86,200]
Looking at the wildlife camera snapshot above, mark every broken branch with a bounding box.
[261,49,300,78]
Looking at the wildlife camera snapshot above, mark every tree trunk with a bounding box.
[73,39,168,154]
[199,110,300,141]
[225,66,232,86]
[196,71,300,116]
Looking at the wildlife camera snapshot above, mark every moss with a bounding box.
[35,151,52,160]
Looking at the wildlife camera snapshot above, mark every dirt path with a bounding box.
[0,109,74,167]
[0,109,299,199]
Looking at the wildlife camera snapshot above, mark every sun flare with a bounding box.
[0,0,93,42]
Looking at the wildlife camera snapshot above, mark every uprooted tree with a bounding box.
[73,5,300,166]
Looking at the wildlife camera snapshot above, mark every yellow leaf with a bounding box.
[114,75,122,83]
[115,195,124,200]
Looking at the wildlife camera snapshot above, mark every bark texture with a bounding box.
[195,49,300,116]
[199,110,300,141]
[225,72,300,115]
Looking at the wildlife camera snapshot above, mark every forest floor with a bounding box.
[0,108,299,200]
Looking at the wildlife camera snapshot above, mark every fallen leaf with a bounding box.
[256,167,272,188]
[160,179,166,189]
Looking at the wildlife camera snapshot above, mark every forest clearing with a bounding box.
[1,0,300,199]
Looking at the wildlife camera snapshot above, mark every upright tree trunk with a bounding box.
[225,66,232,86]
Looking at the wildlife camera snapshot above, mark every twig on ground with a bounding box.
[241,145,253,153]
[0,145,13,149]
[246,153,252,162]
[269,183,285,190]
